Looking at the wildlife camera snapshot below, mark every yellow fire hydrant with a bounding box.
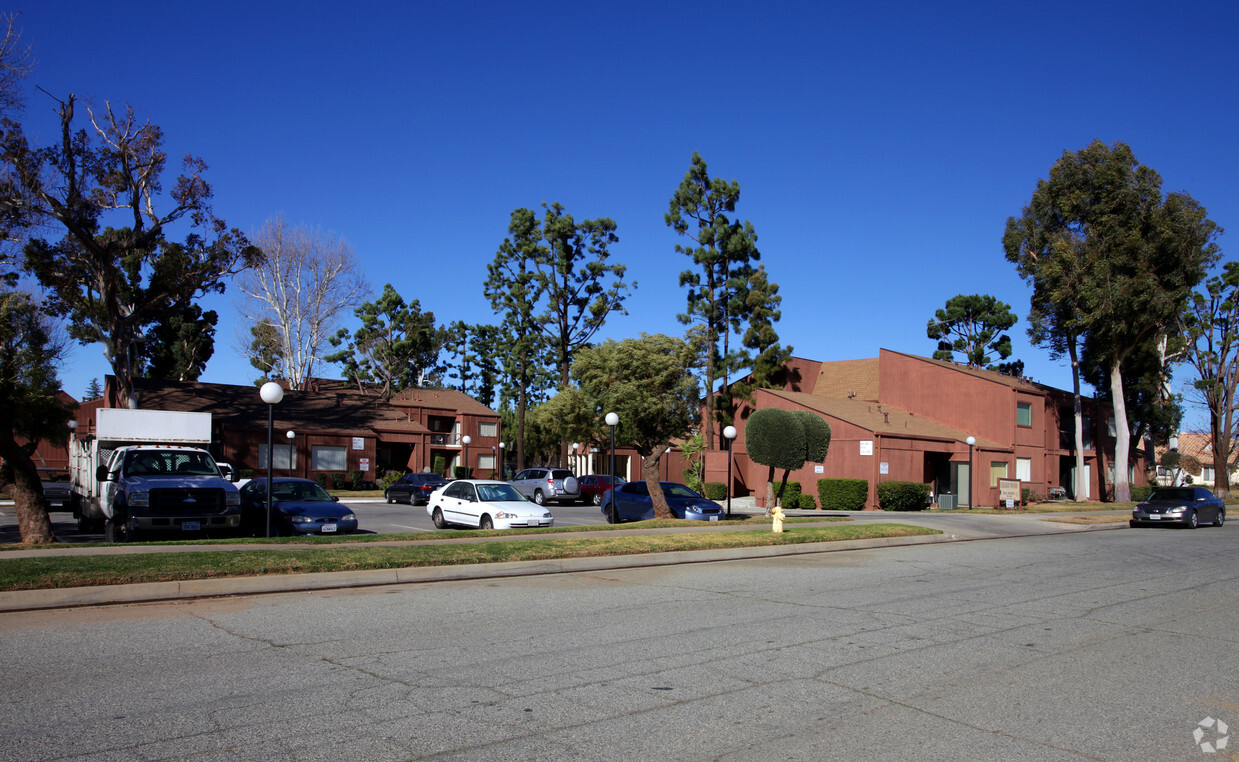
[771,504,785,533]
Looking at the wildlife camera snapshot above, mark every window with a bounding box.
[1016,457,1031,482]
[1107,416,1116,437]
[479,422,497,438]
[1016,402,1032,427]
[478,454,496,470]
[1203,466,1215,483]
[990,461,1009,487]
[258,444,297,470]
[312,445,346,471]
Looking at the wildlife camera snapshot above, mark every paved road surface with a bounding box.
[2,522,1235,760]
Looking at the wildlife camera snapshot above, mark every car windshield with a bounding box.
[477,484,525,502]
[664,484,702,499]
[1149,488,1196,501]
[125,450,220,477]
[272,482,334,502]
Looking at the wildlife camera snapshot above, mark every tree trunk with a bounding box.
[0,440,55,544]
[764,465,776,517]
[642,444,673,518]
[1108,359,1131,502]
[1069,338,1086,502]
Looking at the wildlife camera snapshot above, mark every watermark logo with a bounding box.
[1193,717,1229,754]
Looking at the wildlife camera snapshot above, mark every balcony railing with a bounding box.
[430,433,461,446]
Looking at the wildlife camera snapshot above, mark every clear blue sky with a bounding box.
[17,1,1239,427]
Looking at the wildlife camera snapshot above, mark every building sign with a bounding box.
[880,462,889,475]
[859,440,873,456]
[814,465,824,473]
[359,458,370,472]
[998,478,1021,503]
[352,437,364,450]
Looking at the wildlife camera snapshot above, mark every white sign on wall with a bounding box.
[860,440,873,456]
[880,462,889,474]
[814,465,824,473]
[352,437,364,450]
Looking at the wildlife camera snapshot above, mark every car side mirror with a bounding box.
[96,465,111,482]
[332,495,340,502]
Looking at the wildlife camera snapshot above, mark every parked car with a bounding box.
[385,472,451,505]
[1130,486,1226,528]
[601,480,724,524]
[510,467,580,505]
[577,474,625,505]
[38,469,71,509]
[240,477,358,536]
[427,479,554,530]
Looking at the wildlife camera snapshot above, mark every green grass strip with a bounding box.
[0,523,939,591]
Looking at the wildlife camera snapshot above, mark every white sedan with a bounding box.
[426,479,555,530]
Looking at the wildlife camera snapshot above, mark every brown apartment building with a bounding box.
[712,349,1148,509]
[75,377,505,483]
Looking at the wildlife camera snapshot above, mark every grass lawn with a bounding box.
[0,522,940,591]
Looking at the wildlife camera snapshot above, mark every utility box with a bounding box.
[937,493,957,511]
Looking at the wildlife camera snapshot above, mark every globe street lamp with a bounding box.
[285,430,295,477]
[499,441,506,479]
[260,382,285,538]
[723,425,738,517]
[965,435,976,509]
[605,412,619,515]
[570,441,578,472]
[462,435,471,478]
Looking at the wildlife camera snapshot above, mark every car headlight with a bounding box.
[543,512,552,518]
[343,514,356,521]
[287,515,312,524]
[225,492,241,506]
[496,512,518,519]
[129,492,150,507]
[1167,506,1186,514]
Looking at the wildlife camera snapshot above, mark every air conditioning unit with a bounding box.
[937,493,956,511]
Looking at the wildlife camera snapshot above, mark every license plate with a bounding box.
[528,519,541,527]
[181,521,201,531]
[709,516,719,522]
[322,523,338,533]
[1148,515,1160,520]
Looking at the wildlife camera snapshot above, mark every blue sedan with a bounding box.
[241,478,359,536]
[601,480,724,523]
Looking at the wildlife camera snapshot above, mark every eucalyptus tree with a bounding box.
[1178,262,1239,497]
[1005,140,1220,501]
[3,96,259,408]
[666,152,787,448]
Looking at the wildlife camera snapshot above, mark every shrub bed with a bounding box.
[818,478,868,511]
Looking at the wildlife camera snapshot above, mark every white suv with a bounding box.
[510,468,581,505]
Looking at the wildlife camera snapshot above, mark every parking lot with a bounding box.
[0,497,618,543]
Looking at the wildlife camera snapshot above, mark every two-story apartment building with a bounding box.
[75,376,504,482]
[713,349,1146,509]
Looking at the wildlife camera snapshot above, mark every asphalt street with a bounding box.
[1,521,1234,761]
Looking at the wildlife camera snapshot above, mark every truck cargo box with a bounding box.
[95,408,212,445]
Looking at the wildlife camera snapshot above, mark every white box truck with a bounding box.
[70,409,242,542]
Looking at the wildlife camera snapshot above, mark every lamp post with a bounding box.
[499,441,506,479]
[966,435,976,509]
[570,442,578,472]
[260,382,285,538]
[462,435,471,478]
[723,425,737,517]
[605,413,619,514]
[285,430,295,477]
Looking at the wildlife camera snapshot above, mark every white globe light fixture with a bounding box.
[723,425,738,517]
[462,435,472,478]
[965,436,977,508]
[260,382,285,538]
[605,413,620,514]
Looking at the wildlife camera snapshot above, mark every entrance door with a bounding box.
[1069,463,1092,499]
[951,462,971,507]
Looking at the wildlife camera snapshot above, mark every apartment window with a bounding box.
[478,453,496,470]
[1016,401,1032,427]
[312,445,347,471]
[1203,467,1215,483]
[990,461,1009,487]
[479,422,497,438]
[1016,457,1031,482]
[258,444,297,470]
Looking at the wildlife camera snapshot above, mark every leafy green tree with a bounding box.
[1006,229,1090,501]
[728,266,793,410]
[744,407,805,514]
[248,319,285,385]
[793,410,832,463]
[136,303,217,382]
[667,152,788,448]
[83,378,102,401]
[2,96,259,408]
[926,294,1021,374]
[1179,262,1239,497]
[0,290,75,543]
[325,283,440,399]
[572,334,700,517]
[1005,140,1220,501]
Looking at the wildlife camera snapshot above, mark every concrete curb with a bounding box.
[0,532,967,613]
